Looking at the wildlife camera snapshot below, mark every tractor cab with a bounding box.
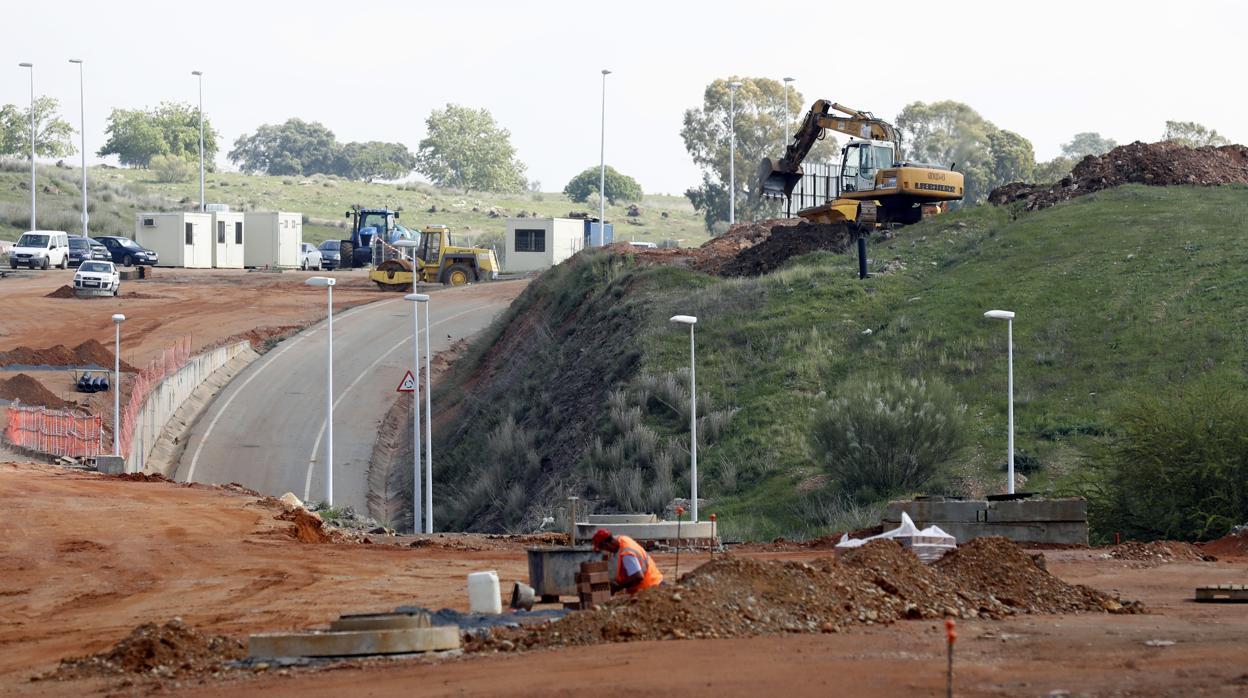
[341,206,400,267]
[839,140,896,193]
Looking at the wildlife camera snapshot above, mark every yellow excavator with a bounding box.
[370,224,501,291]
[759,100,964,227]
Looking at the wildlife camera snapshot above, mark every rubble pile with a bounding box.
[989,141,1248,210]
[45,619,244,681]
[467,538,1140,652]
[1108,540,1217,564]
[1203,527,1248,557]
[719,221,856,277]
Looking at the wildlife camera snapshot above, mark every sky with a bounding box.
[4,0,1245,195]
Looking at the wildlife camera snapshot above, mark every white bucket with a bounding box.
[467,570,502,614]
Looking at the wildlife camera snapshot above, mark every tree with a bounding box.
[1061,132,1117,160]
[681,77,838,230]
[563,165,643,204]
[1033,156,1076,183]
[228,118,339,176]
[98,102,217,168]
[0,97,76,159]
[415,104,527,193]
[896,100,1037,204]
[336,141,417,182]
[1162,120,1231,148]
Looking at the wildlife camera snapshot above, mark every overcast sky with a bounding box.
[5,0,1244,194]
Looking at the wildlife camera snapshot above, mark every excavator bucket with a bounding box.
[757,158,802,199]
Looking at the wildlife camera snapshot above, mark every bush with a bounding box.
[563,165,643,204]
[150,154,194,183]
[809,373,967,500]
[1087,381,1248,542]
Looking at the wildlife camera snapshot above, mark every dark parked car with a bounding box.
[94,236,159,267]
[317,239,341,270]
[68,236,110,266]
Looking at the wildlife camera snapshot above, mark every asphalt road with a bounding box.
[175,280,526,511]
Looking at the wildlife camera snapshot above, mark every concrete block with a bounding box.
[588,513,658,524]
[885,497,1089,546]
[248,626,459,658]
[93,455,125,475]
[987,498,1086,523]
[574,521,715,543]
[329,611,432,632]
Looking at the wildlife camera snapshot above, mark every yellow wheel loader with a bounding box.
[370,224,501,291]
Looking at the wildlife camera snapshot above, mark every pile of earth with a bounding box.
[466,537,1139,652]
[1109,540,1217,565]
[0,373,72,409]
[276,507,345,544]
[989,141,1248,210]
[0,339,137,372]
[44,619,244,681]
[719,221,856,276]
[1203,527,1248,557]
[603,217,806,276]
[44,284,76,298]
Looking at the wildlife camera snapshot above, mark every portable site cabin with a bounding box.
[242,211,302,268]
[134,212,213,268]
[209,210,245,269]
[504,218,585,273]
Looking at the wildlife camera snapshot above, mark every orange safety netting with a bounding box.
[117,336,192,458]
[4,404,103,457]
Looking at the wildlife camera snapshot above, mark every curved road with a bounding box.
[175,280,525,511]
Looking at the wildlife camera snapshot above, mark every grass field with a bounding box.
[0,159,711,251]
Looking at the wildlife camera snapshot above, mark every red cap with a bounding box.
[591,528,612,549]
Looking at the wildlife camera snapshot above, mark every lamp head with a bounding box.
[783,76,795,83]
[983,309,1015,320]
[602,69,611,75]
[305,276,336,287]
[669,315,697,325]
[111,313,125,323]
[728,81,743,89]
[191,70,203,76]
[69,59,83,64]
[19,62,33,68]
[404,293,430,303]
[393,239,418,248]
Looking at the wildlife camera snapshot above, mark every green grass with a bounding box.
[0,160,710,251]
[621,185,1248,538]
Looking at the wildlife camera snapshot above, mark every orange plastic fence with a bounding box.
[3,404,103,457]
[117,336,192,458]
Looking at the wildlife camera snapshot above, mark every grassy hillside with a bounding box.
[0,160,710,251]
[432,185,1248,540]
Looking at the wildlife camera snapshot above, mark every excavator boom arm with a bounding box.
[759,99,902,198]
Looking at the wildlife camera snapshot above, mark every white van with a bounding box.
[10,230,70,269]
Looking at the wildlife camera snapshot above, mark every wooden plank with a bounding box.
[248,626,459,658]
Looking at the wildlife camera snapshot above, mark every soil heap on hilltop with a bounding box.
[990,141,1248,210]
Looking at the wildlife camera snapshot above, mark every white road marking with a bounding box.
[301,303,495,502]
[183,298,400,483]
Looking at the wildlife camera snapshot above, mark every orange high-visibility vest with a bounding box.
[615,535,664,593]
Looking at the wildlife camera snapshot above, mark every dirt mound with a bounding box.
[1109,540,1217,564]
[0,374,72,409]
[48,619,244,680]
[468,538,1138,652]
[719,221,855,276]
[111,472,173,483]
[1203,529,1248,558]
[44,284,76,299]
[989,141,1248,210]
[603,218,804,277]
[936,537,1132,614]
[0,340,136,372]
[277,507,339,544]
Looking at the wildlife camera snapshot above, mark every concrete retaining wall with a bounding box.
[883,498,1088,545]
[126,342,252,473]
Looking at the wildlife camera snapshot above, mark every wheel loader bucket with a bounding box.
[757,158,802,199]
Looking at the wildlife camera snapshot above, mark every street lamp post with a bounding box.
[112,314,125,456]
[669,315,698,521]
[18,63,34,231]
[421,294,432,533]
[307,276,336,505]
[599,69,611,245]
[403,292,430,533]
[727,81,742,225]
[191,71,204,213]
[984,309,1016,494]
[781,77,795,149]
[69,59,87,236]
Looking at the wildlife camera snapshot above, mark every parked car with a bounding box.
[10,230,70,269]
[94,236,159,267]
[317,239,341,270]
[298,242,323,270]
[68,236,111,266]
[73,260,121,296]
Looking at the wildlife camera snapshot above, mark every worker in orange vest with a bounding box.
[591,528,664,595]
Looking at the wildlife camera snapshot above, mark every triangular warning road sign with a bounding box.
[396,370,416,393]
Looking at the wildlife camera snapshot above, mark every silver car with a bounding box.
[298,242,323,270]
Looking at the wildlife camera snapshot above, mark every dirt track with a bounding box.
[4,462,1247,697]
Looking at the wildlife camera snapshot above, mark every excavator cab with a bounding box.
[840,140,896,193]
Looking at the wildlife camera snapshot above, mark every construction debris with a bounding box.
[1202,527,1248,558]
[466,537,1141,652]
[719,220,856,277]
[1107,541,1217,565]
[44,619,244,681]
[836,512,956,563]
[989,141,1248,210]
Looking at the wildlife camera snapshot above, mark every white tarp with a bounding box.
[835,512,956,548]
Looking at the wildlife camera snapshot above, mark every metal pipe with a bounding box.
[857,235,868,279]
[326,283,334,505]
[19,63,35,231]
[1007,317,1015,495]
[70,60,86,236]
[689,323,697,522]
[599,69,610,246]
